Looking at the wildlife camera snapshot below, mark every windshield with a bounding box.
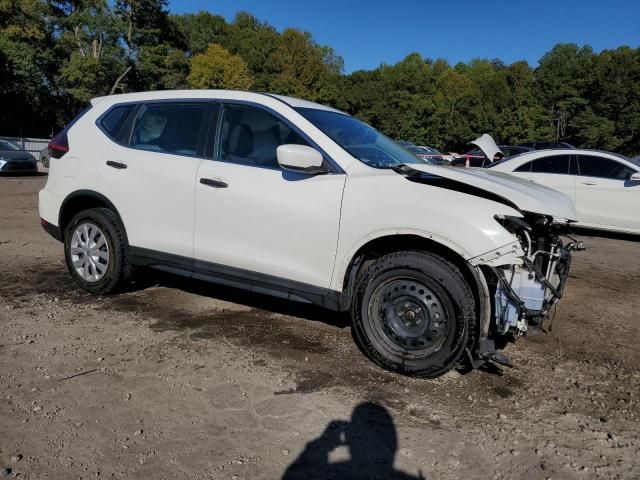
[0,140,20,151]
[296,108,429,168]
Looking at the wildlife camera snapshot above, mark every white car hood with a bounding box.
[404,164,577,220]
[470,133,503,161]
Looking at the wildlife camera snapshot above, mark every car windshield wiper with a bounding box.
[390,163,421,175]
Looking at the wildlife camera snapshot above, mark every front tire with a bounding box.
[351,251,476,377]
[63,208,134,294]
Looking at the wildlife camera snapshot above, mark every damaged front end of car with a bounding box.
[391,163,584,370]
[468,213,585,368]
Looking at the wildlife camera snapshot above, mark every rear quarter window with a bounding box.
[99,104,136,142]
[515,155,570,174]
[530,155,571,174]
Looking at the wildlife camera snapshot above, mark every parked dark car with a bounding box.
[0,139,38,174]
[450,145,532,168]
[517,141,574,150]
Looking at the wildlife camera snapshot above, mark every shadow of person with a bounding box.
[282,402,426,480]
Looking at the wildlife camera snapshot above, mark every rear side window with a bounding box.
[569,156,579,175]
[530,155,570,174]
[576,155,634,180]
[130,103,207,156]
[99,104,135,142]
[514,161,532,172]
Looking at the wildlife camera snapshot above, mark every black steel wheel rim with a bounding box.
[368,276,450,356]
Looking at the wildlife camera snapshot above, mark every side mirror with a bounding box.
[277,144,327,174]
[630,172,640,182]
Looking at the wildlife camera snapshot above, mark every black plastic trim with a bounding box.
[58,190,126,236]
[41,219,62,242]
[129,246,345,311]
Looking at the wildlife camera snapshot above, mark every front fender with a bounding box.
[331,227,472,292]
[331,173,524,291]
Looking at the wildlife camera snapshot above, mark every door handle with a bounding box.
[581,182,597,186]
[200,178,228,188]
[106,161,127,169]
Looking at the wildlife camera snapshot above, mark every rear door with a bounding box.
[511,154,576,203]
[574,154,640,230]
[97,101,210,258]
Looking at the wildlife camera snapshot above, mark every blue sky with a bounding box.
[169,0,640,73]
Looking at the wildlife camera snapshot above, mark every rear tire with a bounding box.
[63,208,134,294]
[351,251,476,377]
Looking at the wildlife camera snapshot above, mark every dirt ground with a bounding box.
[1,172,639,479]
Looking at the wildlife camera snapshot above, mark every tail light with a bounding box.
[47,104,92,160]
[48,129,69,159]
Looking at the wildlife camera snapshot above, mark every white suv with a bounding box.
[39,90,582,377]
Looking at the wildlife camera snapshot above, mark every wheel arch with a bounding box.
[336,233,488,340]
[59,190,126,242]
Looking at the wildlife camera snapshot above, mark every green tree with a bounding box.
[500,60,551,143]
[222,12,281,91]
[535,44,595,142]
[0,0,58,135]
[172,11,228,55]
[187,43,253,90]
[51,0,126,102]
[135,44,189,90]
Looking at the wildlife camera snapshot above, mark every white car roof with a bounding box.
[90,90,345,114]
[266,94,345,113]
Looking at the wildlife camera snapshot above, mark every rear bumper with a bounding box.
[38,188,64,242]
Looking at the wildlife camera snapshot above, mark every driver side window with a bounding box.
[217,105,308,169]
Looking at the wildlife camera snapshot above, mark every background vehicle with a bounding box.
[450,145,531,167]
[40,146,50,168]
[418,146,447,163]
[0,139,38,174]
[39,90,579,378]
[517,141,574,150]
[402,144,447,165]
[490,149,640,234]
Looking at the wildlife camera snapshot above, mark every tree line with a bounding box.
[1,0,639,155]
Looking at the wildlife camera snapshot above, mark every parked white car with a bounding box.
[39,90,582,377]
[490,149,640,234]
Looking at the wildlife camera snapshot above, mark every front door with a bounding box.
[193,103,346,289]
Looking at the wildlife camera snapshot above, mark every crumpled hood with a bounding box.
[403,164,577,220]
